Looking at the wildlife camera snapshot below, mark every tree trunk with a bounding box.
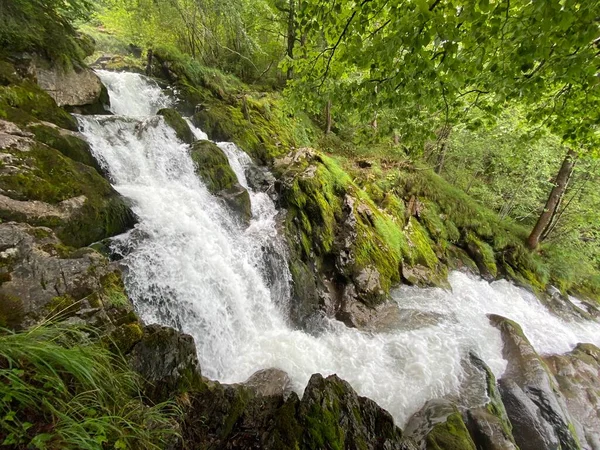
[146,49,153,76]
[434,141,447,174]
[526,148,578,249]
[325,99,332,134]
[286,0,296,80]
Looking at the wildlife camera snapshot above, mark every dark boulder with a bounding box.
[158,108,194,145]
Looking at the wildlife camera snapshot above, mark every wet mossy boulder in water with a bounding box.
[464,232,498,281]
[299,373,404,450]
[489,314,582,450]
[158,107,194,144]
[190,139,251,224]
[26,122,102,172]
[426,409,477,450]
[0,121,135,247]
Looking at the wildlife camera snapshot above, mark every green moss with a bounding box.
[105,322,144,354]
[99,271,129,308]
[190,140,238,194]
[27,123,101,171]
[303,401,345,450]
[41,242,77,258]
[158,108,194,144]
[426,412,476,450]
[465,232,498,278]
[406,217,439,269]
[0,82,77,130]
[0,293,24,328]
[0,61,20,86]
[0,141,134,247]
[45,294,78,317]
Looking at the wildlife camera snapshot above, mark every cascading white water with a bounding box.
[78,71,600,427]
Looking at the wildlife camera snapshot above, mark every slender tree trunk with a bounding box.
[434,141,447,174]
[286,0,296,80]
[145,49,153,76]
[526,148,578,249]
[325,99,332,134]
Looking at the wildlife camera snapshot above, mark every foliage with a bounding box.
[291,0,600,154]
[0,324,179,449]
[0,0,93,66]
[95,0,288,84]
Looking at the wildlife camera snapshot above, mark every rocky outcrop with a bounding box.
[190,139,252,224]
[0,221,137,332]
[0,120,134,247]
[544,344,600,450]
[490,314,581,450]
[276,148,447,329]
[158,108,194,145]
[36,62,109,113]
[128,324,203,403]
[181,372,409,450]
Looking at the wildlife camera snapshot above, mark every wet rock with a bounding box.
[128,324,202,403]
[0,222,135,330]
[463,354,519,450]
[489,314,581,450]
[243,368,292,398]
[190,139,252,225]
[544,343,600,450]
[181,371,408,450]
[158,108,194,145]
[299,373,404,450]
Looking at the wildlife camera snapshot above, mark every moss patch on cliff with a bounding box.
[0,81,77,130]
[0,141,134,247]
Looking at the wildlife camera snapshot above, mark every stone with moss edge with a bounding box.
[158,107,194,144]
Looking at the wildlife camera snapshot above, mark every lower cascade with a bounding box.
[78,70,600,430]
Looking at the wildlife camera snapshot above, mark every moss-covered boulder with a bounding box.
[0,121,134,247]
[26,122,102,172]
[190,139,251,224]
[276,148,446,327]
[426,410,477,450]
[464,232,498,281]
[158,107,194,144]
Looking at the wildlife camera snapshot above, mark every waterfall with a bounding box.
[78,71,600,427]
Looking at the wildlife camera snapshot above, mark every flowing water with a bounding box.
[78,71,600,427]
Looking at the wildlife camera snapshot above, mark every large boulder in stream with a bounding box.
[489,314,581,450]
[190,139,251,224]
[158,108,194,145]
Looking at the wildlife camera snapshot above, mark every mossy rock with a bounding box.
[0,141,135,247]
[26,123,102,172]
[0,292,24,328]
[464,232,498,280]
[0,81,77,130]
[426,412,477,450]
[190,140,238,193]
[0,61,21,86]
[158,108,194,145]
[105,322,144,354]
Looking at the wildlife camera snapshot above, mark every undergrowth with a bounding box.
[0,324,179,449]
